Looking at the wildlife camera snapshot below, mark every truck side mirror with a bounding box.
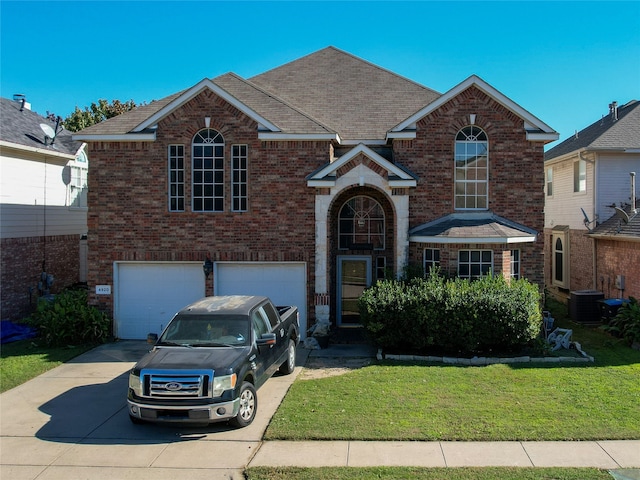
[257,333,276,347]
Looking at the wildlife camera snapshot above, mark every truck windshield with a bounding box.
[160,315,249,347]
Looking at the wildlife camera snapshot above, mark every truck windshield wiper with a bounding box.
[157,341,193,348]
[191,342,235,347]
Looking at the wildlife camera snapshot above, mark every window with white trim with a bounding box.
[168,144,185,212]
[574,160,586,193]
[69,150,88,208]
[455,126,488,210]
[192,129,224,212]
[424,248,440,274]
[231,144,248,212]
[552,229,569,288]
[546,167,553,196]
[511,249,521,280]
[376,256,387,281]
[458,250,492,280]
[338,196,385,250]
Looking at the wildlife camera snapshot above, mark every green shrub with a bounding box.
[605,297,640,346]
[358,272,542,355]
[26,289,111,347]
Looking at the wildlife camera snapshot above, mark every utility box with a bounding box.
[569,290,604,324]
[598,298,629,322]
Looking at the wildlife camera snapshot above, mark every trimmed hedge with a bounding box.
[358,272,542,355]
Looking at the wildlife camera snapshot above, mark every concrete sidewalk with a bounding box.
[0,341,638,480]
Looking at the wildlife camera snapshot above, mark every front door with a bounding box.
[337,256,371,325]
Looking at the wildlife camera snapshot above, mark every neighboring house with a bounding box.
[73,47,558,340]
[544,99,640,304]
[1,96,89,320]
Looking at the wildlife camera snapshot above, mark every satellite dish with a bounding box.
[581,208,595,231]
[61,165,71,185]
[614,207,630,224]
[39,123,56,145]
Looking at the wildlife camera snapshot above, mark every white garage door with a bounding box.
[214,262,307,337]
[115,262,205,340]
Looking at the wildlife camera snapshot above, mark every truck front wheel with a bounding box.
[230,382,257,428]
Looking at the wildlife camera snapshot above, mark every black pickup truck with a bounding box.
[127,295,300,427]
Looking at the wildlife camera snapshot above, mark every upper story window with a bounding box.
[192,129,224,212]
[69,149,88,209]
[231,144,248,212]
[168,145,185,212]
[455,126,488,210]
[339,196,385,250]
[574,159,586,193]
[546,167,553,196]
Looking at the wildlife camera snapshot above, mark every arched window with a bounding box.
[552,228,569,288]
[192,129,224,212]
[455,126,488,210]
[338,196,385,250]
[554,237,564,283]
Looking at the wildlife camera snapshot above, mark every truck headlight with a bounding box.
[128,371,142,396]
[212,373,237,397]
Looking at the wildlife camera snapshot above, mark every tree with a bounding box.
[63,99,139,132]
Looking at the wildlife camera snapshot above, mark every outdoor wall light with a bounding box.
[203,254,213,278]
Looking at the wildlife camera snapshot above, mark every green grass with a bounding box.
[246,467,614,480]
[266,301,640,441]
[0,339,94,393]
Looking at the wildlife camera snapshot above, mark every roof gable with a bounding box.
[307,144,417,187]
[390,75,558,143]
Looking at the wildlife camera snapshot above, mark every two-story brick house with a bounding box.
[74,47,558,340]
[544,99,640,305]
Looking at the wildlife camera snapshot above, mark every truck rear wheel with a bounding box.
[230,382,257,428]
[279,338,296,375]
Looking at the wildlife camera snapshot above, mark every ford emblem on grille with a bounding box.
[165,382,183,391]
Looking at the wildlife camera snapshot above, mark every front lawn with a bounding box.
[0,340,94,393]
[266,303,640,441]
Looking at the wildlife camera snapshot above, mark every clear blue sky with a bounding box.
[1,1,638,146]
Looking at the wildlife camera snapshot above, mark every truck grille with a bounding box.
[140,369,213,398]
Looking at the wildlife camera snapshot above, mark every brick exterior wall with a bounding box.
[86,91,329,322]
[543,228,596,303]
[1,235,81,320]
[85,85,547,328]
[595,239,640,299]
[395,86,546,286]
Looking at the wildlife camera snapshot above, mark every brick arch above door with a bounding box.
[311,162,410,325]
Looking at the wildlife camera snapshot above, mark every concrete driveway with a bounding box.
[1,340,309,480]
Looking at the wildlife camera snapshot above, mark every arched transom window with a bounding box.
[192,129,224,212]
[455,126,488,210]
[338,196,385,250]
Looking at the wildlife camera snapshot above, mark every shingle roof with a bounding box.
[249,46,441,141]
[589,204,640,240]
[214,73,334,135]
[545,100,640,160]
[77,91,185,135]
[75,46,442,142]
[409,212,538,243]
[0,97,83,157]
